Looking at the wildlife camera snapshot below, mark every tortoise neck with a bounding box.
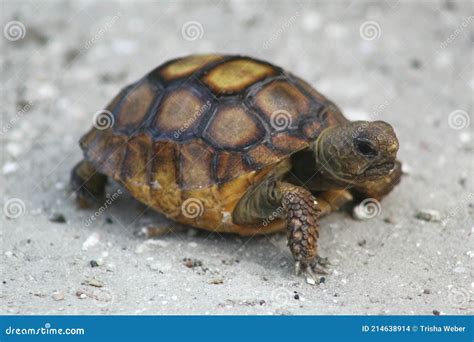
[310,131,356,189]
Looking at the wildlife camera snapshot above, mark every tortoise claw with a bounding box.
[317,256,331,267]
[310,256,330,275]
[294,261,301,276]
[293,255,330,279]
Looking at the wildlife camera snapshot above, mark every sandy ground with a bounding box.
[1,0,473,315]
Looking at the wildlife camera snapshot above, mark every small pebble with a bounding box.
[401,163,412,175]
[183,258,202,268]
[2,161,18,175]
[135,239,169,254]
[76,290,87,299]
[90,260,99,268]
[49,213,66,223]
[301,11,321,32]
[423,289,431,294]
[6,143,23,157]
[433,309,440,316]
[306,277,316,285]
[410,58,422,69]
[294,294,300,300]
[357,239,367,247]
[52,292,64,301]
[147,263,160,271]
[319,277,326,284]
[82,233,100,251]
[82,278,103,288]
[415,209,441,222]
[459,132,471,144]
[139,225,170,238]
[210,279,223,285]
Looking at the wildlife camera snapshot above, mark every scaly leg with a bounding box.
[233,178,327,279]
[278,182,327,278]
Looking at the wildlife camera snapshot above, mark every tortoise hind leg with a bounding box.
[70,160,107,208]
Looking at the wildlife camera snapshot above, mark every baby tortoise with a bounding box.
[72,54,401,279]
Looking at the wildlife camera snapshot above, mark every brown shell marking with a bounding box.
[253,79,310,128]
[291,76,328,104]
[270,132,308,154]
[159,54,224,82]
[148,141,181,216]
[114,81,158,132]
[246,143,283,168]
[202,58,277,94]
[180,139,214,188]
[153,88,206,135]
[120,135,151,185]
[292,75,348,126]
[98,135,127,180]
[203,104,265,149]
[301,118,325,140]
[215,151,248,183]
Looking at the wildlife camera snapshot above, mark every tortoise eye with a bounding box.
[355,139,377,157]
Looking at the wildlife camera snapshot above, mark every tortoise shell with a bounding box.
[81,54,346,190]
[79,54,348,234]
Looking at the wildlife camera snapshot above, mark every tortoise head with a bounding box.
[313,121,399,184]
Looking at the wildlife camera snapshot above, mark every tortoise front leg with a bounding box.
[278,182,327,278]
[233,178,327,278]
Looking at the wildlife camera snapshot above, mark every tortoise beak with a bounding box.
[363,161,395,178]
